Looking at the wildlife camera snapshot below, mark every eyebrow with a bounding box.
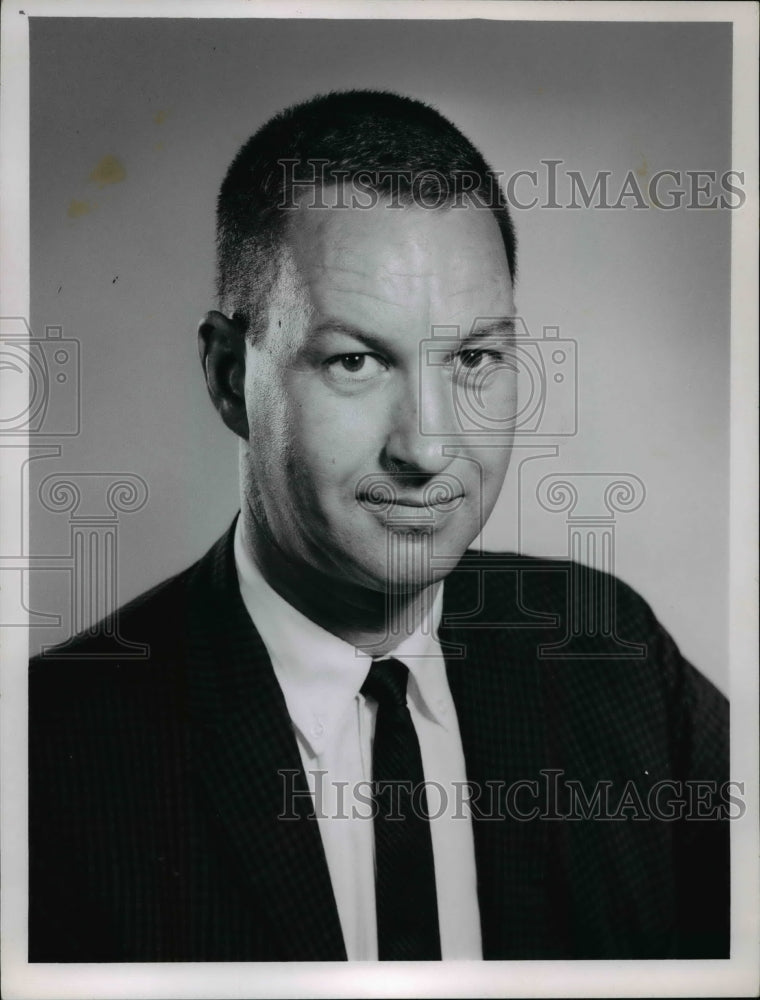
[309,320,388,354]
[310,317,516,348]
[460,318,516,343]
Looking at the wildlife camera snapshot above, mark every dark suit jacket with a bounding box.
[29,523,730,961]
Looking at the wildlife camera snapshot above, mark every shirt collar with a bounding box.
[232,518,451,754]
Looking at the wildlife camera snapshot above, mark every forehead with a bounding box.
[281,198,513,333]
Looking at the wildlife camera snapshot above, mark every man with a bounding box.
[29,90,729,962]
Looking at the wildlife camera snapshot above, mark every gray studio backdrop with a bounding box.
[28,17,731,691]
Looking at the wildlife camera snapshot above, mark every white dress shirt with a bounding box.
[233,519,482,960]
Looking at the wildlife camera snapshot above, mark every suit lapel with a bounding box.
[183,525,347,961]
[179,534,563,959]
[441,557,555,959]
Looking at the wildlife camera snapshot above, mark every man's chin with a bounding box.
[317,516,479,593]
[342,546,469,595]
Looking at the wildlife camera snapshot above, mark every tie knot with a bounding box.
[361,657,409,709]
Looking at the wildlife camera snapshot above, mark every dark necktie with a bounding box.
[361,657,442,960]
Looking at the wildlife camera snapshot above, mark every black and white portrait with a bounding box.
[1,3,757,998]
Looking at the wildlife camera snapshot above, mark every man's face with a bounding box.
[241,196,517,591]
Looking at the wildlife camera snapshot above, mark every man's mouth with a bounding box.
[356,486,465,516]
[354,474,467,516]
[380,496,464,509]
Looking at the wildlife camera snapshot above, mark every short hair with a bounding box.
[216,89,517,338]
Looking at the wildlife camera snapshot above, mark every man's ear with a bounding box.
[197,310,249,439]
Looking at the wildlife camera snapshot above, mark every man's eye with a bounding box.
[324,353,387,383]
[454,348,503,372]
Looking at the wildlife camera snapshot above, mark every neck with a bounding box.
[239,509,441,657]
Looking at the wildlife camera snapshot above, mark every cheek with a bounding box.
[463,445,511,501]
[245,358,284,426]
[288,381,387,478]
[246,385,288,466]
[483,448,513,507]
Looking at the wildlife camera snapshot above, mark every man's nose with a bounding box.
[382,371,459,476]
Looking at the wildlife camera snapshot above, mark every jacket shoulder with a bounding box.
[28,557,204,729]
[449,548,727,720]
[30,563,190,661]
[452,547,651,624]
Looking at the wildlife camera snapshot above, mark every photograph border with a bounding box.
[1,1,757,997]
